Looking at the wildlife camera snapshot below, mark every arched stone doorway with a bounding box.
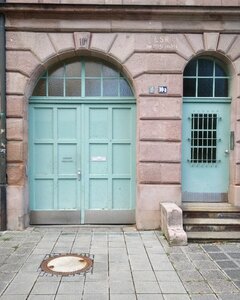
[182,56,231,202]
[29,58,136,224]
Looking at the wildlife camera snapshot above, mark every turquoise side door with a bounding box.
[182,102,230,202]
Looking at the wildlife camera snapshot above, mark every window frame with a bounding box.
[31,58,134,104]
[183,57,231,103]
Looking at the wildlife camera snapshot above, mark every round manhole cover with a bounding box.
[40,254,93,276]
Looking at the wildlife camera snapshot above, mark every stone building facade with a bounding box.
[1,0,240,230]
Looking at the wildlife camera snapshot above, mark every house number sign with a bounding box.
[149,86,168,94]
[74,32,91,49]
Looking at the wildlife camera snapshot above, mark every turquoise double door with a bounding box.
[29,103,136,224]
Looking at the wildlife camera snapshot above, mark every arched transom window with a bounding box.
[183,57,230,99]
[32,59,133,98]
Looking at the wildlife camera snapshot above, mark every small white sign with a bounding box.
[91,156,107,162]
[158,86,168,94]
[149,86,155,94]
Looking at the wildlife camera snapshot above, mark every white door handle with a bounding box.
[225,149,229,154]
[77,170,81,180]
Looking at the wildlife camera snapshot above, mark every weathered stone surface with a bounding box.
[203,33,219,51]
[105,0,122,3]
[160,203,188,246]
[222,0,238,5]
[229,184,240,207]
[139,97,181,120]
[135,74,182,96]
[7,142,24,163]
[7,186,29,230]
[125,53,186,78]
[237,75,240,98]
[234,164,240,186]
[6,118,24,141]
[233,57,240,75]
[6,96,24,118]
[185,34,204,54]
[138,163,181,184]
[109,33,135,62]
[7,164,25,186]
[6,32,56,63]
[6,50,40,77]
[61,0,104,3]
[6,18,112,32]
[7,0,38,2]
[227,36,240,61]
[139,120,181,141]
[136,209,161,230]
[139,141,181,162]
[6,72,29,96]
[91,33,117,53]
[49,33,75,53]
[138,184,181,208]
[218,34,237,54]
[5,0,240,5]
[135,34,193,60]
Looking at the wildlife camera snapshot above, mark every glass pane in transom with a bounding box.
[32,79,46,96]
[85,79,101,96]
[103,79,118,96]
[48,65,64,77]
[66,79,81,97]
[198,59,213,77]
[48,78,64,96]
[198,78,213,97]
[183,60,197,76]
[65,62,81,77]
[85,62,102,77]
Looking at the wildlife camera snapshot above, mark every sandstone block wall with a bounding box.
[3,6,240,229]
[5,0,240,6]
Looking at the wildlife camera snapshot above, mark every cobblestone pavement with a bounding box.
[0,226,240,300]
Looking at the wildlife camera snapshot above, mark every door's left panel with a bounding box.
[29,105,81,224]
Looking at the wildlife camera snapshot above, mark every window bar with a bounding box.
[46,70,49,97]
[211,114,214,164]
[196,60,198,97]
[197,113,200,164]
[213,61,216,97]
[82,61,85,98]
[101,64,103,97]
[214,114,218,163]
[191,114,193,163]
[63,64,66,97]
[206,114,209,164]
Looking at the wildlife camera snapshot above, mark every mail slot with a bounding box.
[91,156,107,162]
[62,157,73,162]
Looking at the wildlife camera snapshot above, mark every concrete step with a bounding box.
[182,203,240,212]
[184,218,240,225]
[187,231,240,240]
[182,203,240,240]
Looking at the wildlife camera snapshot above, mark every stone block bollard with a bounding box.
[160,203,188,246]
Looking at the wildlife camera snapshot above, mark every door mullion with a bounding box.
[80,104,86,224]
[53,107,58,210]
[109,106,113,210]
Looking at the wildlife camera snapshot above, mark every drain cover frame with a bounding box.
[40,253,94,276]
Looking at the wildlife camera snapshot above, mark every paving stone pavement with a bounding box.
[0,226,240,300]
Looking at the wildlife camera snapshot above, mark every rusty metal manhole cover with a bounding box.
[40,253,93,276]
